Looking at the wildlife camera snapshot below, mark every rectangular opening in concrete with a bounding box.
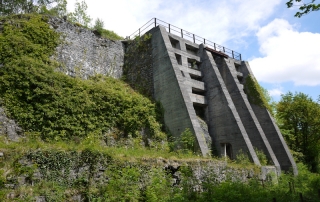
[186,44,198,55]
[192,88,205,96]
[235,63,241,72]
[190,73,202,81]
[188,58,199,70]
[221,143,233,159]
[237,74,243,83]
[193,103,206,119]
[181,71,185,77]
[175,54,182,65]
[169,36,180,50]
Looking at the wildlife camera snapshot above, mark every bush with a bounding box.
[0,14,163,142]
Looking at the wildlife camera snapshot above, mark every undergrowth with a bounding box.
[1,13,320,202]
[0,13,164,142]
[94,28,124,40]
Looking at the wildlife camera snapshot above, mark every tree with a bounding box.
[0,0,67,17]
[277,92,320,172]
[286,0,320,17]
[94,18,104,32]
[67,0,92,27]
[39,0,67,17]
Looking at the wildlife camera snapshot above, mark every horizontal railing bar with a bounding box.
[128,18,242,60]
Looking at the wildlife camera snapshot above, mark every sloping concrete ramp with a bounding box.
[136,26,297,174]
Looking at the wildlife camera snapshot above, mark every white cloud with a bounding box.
[250,19,320,86]
[268,88,283,96]
[66,0,281,44]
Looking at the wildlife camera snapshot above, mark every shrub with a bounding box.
[0,14,163,142]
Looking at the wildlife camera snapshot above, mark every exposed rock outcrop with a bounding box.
[0,107,23,141]
[48,17,124,79]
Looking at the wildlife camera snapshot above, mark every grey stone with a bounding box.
[72,195,82,202]
[48,16,124,79]
[17,176,26,185]
[35,196,46,202]
[4,184,15,189]
[0,107,23,141]
[6,192,15,199]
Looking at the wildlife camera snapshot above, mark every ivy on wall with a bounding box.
[244,75,272,113]
[124,33,154,98]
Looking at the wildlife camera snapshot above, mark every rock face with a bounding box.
[0,107,23,141]
[48,17,124,79]
[0,107,22,141]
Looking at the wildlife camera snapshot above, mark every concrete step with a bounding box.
[188,79,205,91]
[190,94,206,105]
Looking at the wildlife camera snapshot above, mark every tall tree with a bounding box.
[286,0,320,17]
[67,0,91,27]
[277,92,320,172]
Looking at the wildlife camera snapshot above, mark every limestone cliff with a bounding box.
[48,16,124,79]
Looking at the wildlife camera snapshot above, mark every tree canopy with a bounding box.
[277,92,320,172]
[0,0,67,17]
[286,0,320,17]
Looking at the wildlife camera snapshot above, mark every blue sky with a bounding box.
[67,0,320,102]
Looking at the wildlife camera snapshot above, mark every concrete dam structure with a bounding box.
[125,18,297,174]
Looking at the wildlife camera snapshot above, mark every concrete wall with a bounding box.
[198,46,260,165]
[240,62,298,175]
[123,35,153,97]
[151,26,210,156]
[213,57,280,171]
[123,25,296,173]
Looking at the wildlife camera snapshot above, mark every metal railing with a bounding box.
[127,18,242,61]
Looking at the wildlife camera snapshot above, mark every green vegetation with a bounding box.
[0,0,123,40]
[0,14,164,143]
[93,18,123,40]
[124,34,153,97]
[1,137,320,202]
[171,128,197,154]
[286,0,320,17]
[67,0,91,28]
[0,7,320,202]
[277,92,320,172]
[244,75,273,114]
[0,0,67,17]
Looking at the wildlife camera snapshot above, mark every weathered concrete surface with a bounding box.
[240,61,298,175]
[198,45,260,166]
[123,35,154,97]
[214,57,280,173]
[48,17,124,79]
[150,26,210,156]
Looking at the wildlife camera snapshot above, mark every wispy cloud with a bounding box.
[67,0,281,45]
[250,19,320,86]
[268,87,284,96]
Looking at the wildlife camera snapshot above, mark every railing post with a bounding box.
[223,47,225,53]
[232,50,234,59]
[154,18,156,27]
[181,29,183,38]
[204,39,206,44]
[240,54,242,61]
[169,24,171,33]
[193,34,195,43]
[214,43,216,50]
